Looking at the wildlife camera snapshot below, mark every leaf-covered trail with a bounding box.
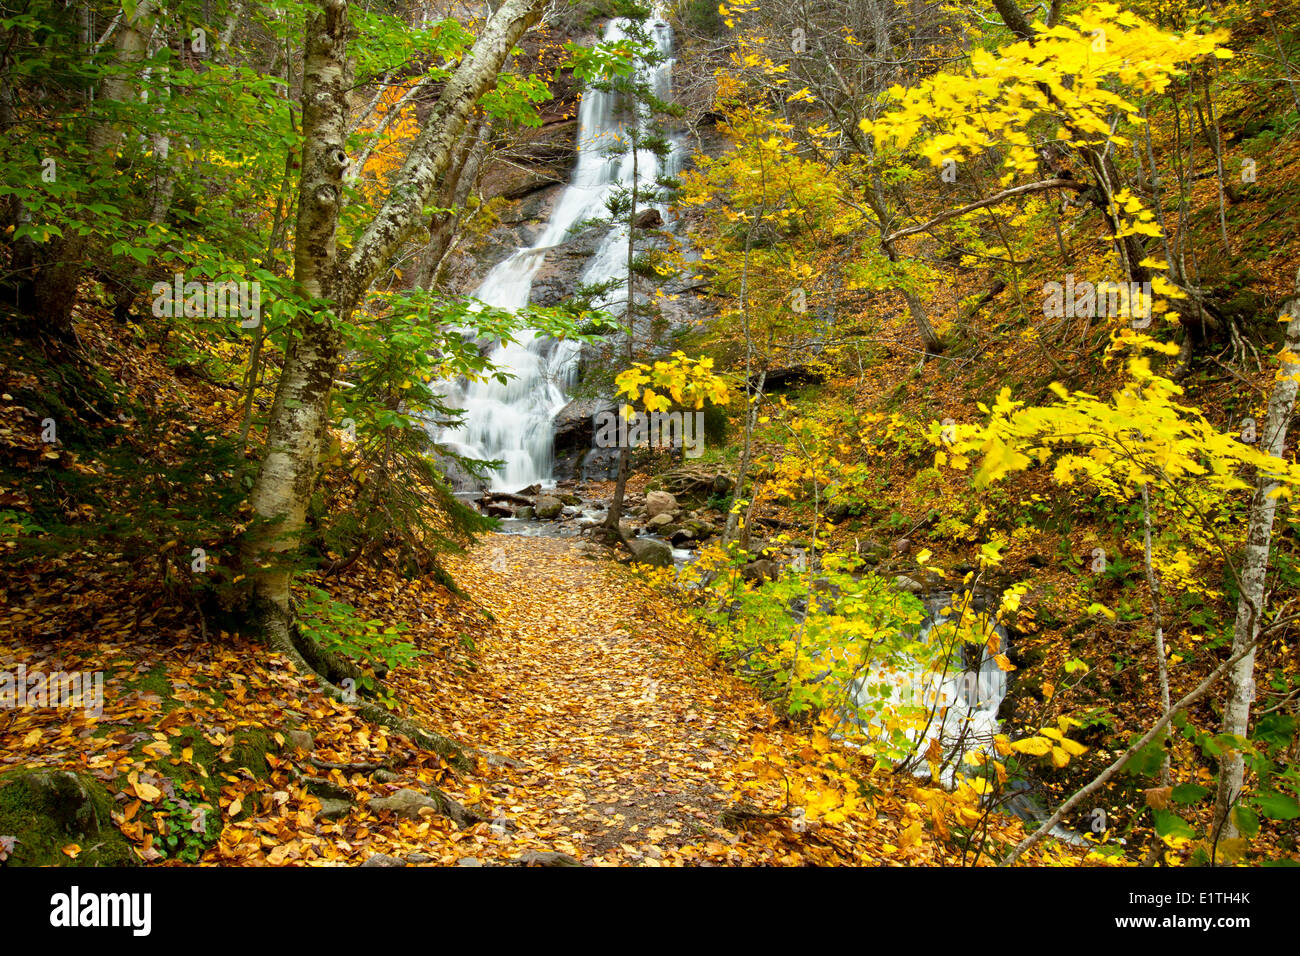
[431,534,1051,866]
[439,535,787,865]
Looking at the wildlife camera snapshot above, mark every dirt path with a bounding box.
[439,534,787,865]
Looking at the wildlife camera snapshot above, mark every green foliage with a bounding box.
[702,546,938,759]
[7,396,248,605]
[296,585,422,707]
[152,788,219,864]
[678,0,728,37]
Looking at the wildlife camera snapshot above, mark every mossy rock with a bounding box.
[0,769,135,867]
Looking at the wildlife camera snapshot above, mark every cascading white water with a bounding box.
[437,14,684,490]
[843,597,1008,788]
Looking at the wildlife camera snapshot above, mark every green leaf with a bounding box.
[1153,809,1196,839]
[1254,714,1297,747]
[1171,783,1210,805]
[1255,791,1300,821]
[1232,805,1260,839]
[1123,738,1166,777]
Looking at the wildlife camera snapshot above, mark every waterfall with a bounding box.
[437,15,683,490]
[829,595,1008,788]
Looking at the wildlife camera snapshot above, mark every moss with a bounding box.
[0,769,136,867]
[226,728,275,779]
[125,663,173,703]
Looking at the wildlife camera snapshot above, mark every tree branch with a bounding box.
[883,178,1089,245]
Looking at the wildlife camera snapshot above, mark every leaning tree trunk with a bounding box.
[1212,268,1300,840]
[241,0,547,667]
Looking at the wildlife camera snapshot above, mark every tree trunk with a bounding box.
[242,0,547,652]
[1212,267,1300,840]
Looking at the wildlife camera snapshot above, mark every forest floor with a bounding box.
[367,533,1061,866]
[1,529,1071,866]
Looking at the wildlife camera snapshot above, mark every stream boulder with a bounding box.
[535,495,564,519]
[644,490,678,518]
[625,537,673,567]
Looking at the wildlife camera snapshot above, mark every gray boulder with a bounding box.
[367,789,440,819]
[894,575,925,594]
[625,537,674,567]
[535,495,564,519]
[644,490,678,518]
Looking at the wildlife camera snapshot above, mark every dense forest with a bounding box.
[1,0,1298,882]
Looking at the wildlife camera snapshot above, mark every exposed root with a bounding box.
[255,596,468,767]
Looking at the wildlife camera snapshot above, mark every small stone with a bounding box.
[360,853,406,867]
[894,574,925,594]
[367,789,440,819]
[316,797,352,821]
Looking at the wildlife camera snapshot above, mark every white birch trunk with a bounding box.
[243,0,545,631]
[1213,267,1300,839]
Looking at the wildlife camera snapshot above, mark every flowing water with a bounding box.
[840,596,1008,788]
[437,15,684,490]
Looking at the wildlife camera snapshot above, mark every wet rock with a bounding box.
[894,574,925,594]
[535,495,564,519]
[647,512,674,528]
[553,395,616,455]
[529,226,606,307]
[684,518,716,539]
[625,537,673,567]
[634,207,663,229]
